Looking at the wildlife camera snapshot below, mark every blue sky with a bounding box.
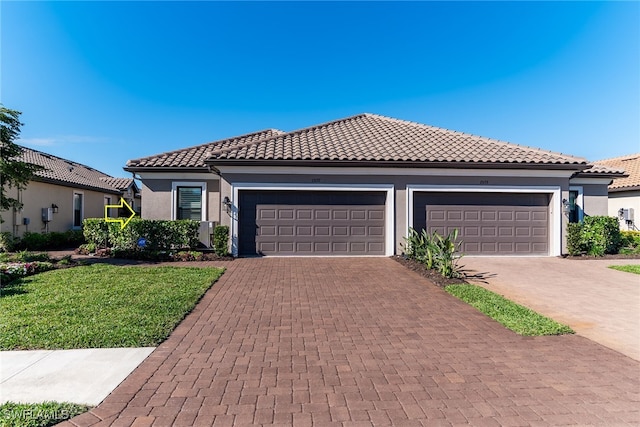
[2,1,638,178]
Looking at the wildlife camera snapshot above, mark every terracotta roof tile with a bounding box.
[18,147,123,194]
[209,113,589,166]
[98,177,137,192]
[594,154,640,191]
[126,129,284,169]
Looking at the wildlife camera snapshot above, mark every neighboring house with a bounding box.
[595,154,639,230]
[99,177,142,216]
[1,146,141,237]
[125,113,624,257]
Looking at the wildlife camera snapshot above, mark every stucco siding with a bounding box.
[1,181,117,237]
[608,190,640,230]
[582,184,610,218]
[140,178,220,222]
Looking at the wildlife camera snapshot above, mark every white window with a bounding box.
[171,182,206,221]
[73,192,84,228]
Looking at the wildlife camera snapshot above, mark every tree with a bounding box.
[1,106,43,221]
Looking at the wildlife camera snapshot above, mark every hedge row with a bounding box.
[83,218,200,251]
[0,230,84,252]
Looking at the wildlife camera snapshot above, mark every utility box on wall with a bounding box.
[41,207,53,223]
[619,208,635,222]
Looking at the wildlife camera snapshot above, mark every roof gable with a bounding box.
[594,154,640,191]
[208,113,589,167]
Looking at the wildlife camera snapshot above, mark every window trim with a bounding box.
[72,191,84,229]
[171,182,207,221]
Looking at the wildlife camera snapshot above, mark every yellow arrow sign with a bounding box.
[105,198,136,229]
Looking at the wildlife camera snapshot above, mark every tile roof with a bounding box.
[99,177,138,192]
[209,113,589,167]
[18,146,125,194]
[594,154,640,191]
[126,129,285,169]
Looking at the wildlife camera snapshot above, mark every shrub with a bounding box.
[0,232,16,252]
[12,230,85,251]
[619,231,640,255]
[83,218,200,252]
[213,225,230,256]
[403,227,464,278]
[566,216,622,256]
[566,222,585,256]
[76,242,97,255]
[581,216,621,256]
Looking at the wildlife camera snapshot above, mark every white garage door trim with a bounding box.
[406,185,561,256]
[231,183,395,257]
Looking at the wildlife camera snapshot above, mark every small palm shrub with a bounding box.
[403,227,464,278]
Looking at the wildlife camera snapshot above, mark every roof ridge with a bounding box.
[208,114,370,157]
[595,153,640,163]
[127,128,284,166]
[364,113,588,163]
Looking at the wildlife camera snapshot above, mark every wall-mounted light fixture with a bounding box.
[51,204,59,214]
[222,196,232,214]
[561,198,571,215]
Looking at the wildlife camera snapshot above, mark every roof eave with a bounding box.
[32,176,122,195]
[608,185,640,193]
[123,166,211,173]
[206,158,589,170]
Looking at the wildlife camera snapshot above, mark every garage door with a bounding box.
[414,193,549,255]
[238,191,386,256]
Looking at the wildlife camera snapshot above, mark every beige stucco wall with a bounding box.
[140,177,220,222]
[582,183,610,217]
[0,181,119,237]
[608,190,640,230]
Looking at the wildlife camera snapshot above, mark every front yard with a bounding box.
[0,264,224,350]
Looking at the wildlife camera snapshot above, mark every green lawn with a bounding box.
[0,402,89,427]
[0,264,224,350]
[445,284,574,336]
[608,265,640,275]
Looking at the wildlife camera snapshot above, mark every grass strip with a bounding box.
[608,265,640,275]
[0,401,89,427]
[0,264,224,350]
[445,284,574,336]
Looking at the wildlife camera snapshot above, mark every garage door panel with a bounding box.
[369,210,384,220]
[260,209,276,219]
[333,226,349,236]
[315,226,330,236]
[368,226,384,236]
[417,192,549,256]
[315,210,330,220]
[351,210,367,220]
[297,209,312,220]
[296,226,312,236]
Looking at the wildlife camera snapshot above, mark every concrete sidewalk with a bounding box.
[461,256,640,361]
[0,348,154,405]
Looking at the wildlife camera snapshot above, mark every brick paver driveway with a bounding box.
[65,258,639,426]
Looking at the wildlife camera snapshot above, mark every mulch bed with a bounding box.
[392,255,467,288]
